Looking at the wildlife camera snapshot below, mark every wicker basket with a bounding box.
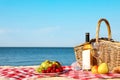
[74,18,120,71]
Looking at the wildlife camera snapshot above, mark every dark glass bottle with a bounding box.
[82,32,93,71]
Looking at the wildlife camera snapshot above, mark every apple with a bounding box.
[91,65,98,74]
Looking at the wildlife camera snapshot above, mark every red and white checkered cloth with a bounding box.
[0,66,120,80]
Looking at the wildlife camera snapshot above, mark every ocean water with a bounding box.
[0,47,76,66]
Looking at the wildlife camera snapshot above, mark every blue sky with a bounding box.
[0,0,120,47]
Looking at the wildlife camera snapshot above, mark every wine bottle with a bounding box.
[82,33,93,71]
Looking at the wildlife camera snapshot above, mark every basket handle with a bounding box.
[96,18,112,43]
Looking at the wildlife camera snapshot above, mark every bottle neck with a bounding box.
[86,33,90,42]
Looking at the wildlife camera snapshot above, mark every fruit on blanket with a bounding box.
[91,65,98,74]
[36,66,44,73]
[98,63,109,74]
[52,61,61,67]
[41,62,49,69]
[36,60,63,73]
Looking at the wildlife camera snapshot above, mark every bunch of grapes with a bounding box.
[36,60,63,73]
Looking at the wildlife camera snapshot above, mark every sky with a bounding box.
[0,0,120,47]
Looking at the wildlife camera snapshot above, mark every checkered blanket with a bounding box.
[0,66,120,80]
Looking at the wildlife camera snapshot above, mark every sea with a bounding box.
[0,47,76,66]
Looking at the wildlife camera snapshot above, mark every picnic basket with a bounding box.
[74,18,120,71]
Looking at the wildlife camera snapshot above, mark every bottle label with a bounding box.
[82,49,91,70]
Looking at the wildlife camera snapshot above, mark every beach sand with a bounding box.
[0,77,75,80]
[36,77,75,80]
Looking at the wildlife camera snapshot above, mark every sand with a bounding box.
[36,77,75,80]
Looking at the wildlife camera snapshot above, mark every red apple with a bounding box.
[91,65,98,74]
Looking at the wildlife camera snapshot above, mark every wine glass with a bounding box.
[92,42,101,65]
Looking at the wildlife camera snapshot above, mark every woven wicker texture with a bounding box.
[74,18,120,71]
